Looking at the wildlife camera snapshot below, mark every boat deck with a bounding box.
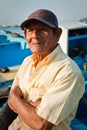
[0,65,20,83]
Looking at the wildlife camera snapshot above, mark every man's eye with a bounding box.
[38,28,47,32]
[28,29,33,32]
[27,28,47,33]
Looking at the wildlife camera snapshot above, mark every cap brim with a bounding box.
[20,18,57,30]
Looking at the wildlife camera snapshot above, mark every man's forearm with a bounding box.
[8,89,44,129]
[8,87,54,130]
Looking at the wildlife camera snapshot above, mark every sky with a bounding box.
[0,0,87,26]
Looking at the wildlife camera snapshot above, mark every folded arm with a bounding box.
[8,86,54,130]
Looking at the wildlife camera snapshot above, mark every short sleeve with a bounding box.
[36,68,85,125]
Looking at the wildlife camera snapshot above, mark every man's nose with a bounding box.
[32,29,39,37]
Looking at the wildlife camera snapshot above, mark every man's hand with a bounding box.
[11,86,22,97]
[29,99,41,108]
[8,86,22,113]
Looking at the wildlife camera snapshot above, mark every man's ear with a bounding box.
[58,27,62,36]
[57,27,62,42]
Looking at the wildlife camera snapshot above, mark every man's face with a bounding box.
[25,21,59,55]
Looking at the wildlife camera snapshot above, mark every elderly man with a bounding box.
[8,9,85,130]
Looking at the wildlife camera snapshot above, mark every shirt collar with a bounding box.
[47,44,62,63]
[32,54,48,67]
[31,44,62,67]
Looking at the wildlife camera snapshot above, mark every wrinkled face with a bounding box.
[25,21,60,55]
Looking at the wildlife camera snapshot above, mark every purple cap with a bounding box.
[20,9,58,30]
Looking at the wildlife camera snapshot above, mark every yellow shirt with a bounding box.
[8,45,85,130]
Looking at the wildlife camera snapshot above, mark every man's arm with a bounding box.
[8,86,54,130]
